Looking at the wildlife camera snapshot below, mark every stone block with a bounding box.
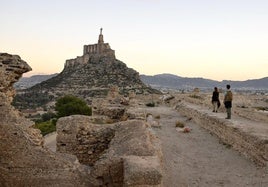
[123,156,162,186]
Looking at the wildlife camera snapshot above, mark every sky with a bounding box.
[1,0,268,81]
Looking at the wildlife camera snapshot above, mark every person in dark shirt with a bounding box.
[212,87,220,112]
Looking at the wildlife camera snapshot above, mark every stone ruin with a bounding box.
[65,28,115,67]
[0,53,163,186]
[57,116,163,186]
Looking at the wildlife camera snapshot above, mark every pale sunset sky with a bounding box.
[1,0,267,81]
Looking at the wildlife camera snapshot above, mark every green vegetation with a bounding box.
[34,120,56,136]
[12,91,53,109]
[34,95,92,135]
[55,95,92,118]
[146,102,155,107]
[175,121,185,128]
[41,112,57,121]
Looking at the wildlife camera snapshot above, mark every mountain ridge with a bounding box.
[15,73,268,90]
[141,73,268,90]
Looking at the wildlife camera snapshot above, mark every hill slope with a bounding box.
[14,73,58,89]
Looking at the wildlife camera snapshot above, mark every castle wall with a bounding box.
[65,55,90,68]
[83,43,113,55]
[65,32,115,68]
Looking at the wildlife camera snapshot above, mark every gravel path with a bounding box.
[146,106,267,187]
[44,132,57,152]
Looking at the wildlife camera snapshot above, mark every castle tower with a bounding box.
[98,28,104,44]
[97,28,104,54]
[66,28,115,68]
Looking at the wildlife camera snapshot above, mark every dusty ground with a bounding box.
[143,105,267,187]
[44,132,57,152]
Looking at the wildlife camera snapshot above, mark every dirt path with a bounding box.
[44,132,57,152]
[145,106,267,187]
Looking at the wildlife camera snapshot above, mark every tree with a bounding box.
[41,112,56,121]
[55,95,92,118]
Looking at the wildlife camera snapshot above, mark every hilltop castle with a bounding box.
[65,28,115,67]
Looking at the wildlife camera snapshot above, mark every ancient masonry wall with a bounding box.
[176,104,268,167]
[64,29,116,67]
[56,115,116,166]
[64,43,115,68]
[56,116,163,186]
[83,43,113,55]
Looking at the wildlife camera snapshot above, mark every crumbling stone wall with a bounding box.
[57,118,163,186]
[57,115,115,166]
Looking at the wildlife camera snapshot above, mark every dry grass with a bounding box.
[175,121,185,128]
[155,115,161,119]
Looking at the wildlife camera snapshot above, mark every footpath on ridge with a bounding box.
[175,100,268,167]
[143,105,268,186]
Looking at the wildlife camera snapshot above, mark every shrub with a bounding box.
[175,121,185,128]
[155,115,161,119]
[55,95,92,118]
[189,94,202,99]
[12,91,52,109]
[41,112,56,121]
[146,102,155,107]
[34,120,56,136]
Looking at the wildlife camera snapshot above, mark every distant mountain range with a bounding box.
[14,73,58,89]
[15,73,268,91]
[140,73,268,90]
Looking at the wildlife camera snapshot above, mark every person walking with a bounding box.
[212,87,220,112]
[224,84,233,119]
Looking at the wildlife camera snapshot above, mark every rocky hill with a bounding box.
[17,73,268,91]
[141,73,268,91]
[14,29,159,109]
[14,73,58,89]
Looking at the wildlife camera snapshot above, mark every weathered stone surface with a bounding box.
[0,53,31,103]
[0,53,93,186]
[95,106,126,120]
[57,115,115,166]
[123,156,162,186]
[92,92,130,122]
[57,118,163,186]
